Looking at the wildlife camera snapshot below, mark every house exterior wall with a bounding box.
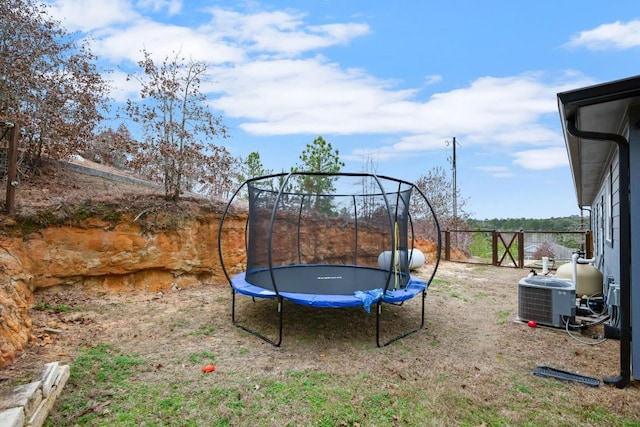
[592,146,620,287]
[590,106,639,380]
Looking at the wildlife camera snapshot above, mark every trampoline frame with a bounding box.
[218,171,441,347]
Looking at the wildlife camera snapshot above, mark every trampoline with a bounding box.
[218,172,441,346]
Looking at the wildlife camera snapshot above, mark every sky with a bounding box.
[45,0,640,219]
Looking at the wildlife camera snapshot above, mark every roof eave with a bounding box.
[558,75,640,207]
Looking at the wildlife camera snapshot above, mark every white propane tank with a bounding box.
[555,262,603,297]
[378,251,397,269]
[377,249,425,270]
[409,249,425,270]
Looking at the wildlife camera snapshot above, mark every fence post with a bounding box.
[518,230,524,268]
[444,230,451,261]
[491,230,498,266]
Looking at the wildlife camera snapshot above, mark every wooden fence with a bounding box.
[441,229,593,269]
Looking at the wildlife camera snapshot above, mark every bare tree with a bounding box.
[124,49,230,201]
[0,0,108,173]
[412,166,470,241]
[533,242,555,260]
[84,124,137,169]
[184,148,239,200]
[357,152,379,220]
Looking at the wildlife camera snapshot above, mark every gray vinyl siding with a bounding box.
[589,110,640,379]
[592,151,619,287]
[596,106,640,380]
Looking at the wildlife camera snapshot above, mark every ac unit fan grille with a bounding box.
[518,285,553,325]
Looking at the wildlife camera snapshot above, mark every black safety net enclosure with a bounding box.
[218,172,441,346]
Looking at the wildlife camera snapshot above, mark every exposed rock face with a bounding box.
[2,213,248,291]
[0,210,248,368]
[0,277,33,368]
[0,206,439,368]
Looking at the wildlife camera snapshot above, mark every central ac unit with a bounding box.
[518,277,576,328]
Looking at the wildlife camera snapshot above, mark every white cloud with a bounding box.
[136,0,182,15]
[91,20,245,64]
[512,147,569,170]
[204,8,370,56]
[344,134,450,162]
[423,75,442,86]
[476,166,513,178]
[53,4,370,74]
[48,0,139,32]
[210,56,417,134]
[565,20,640,50]
[211,63,589,161]
[47,2,591,174]
[106,69,143,103]
[392,134,451,152]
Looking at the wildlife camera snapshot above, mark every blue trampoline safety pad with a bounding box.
[230,272,427,308]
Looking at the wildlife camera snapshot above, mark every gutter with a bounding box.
[566,117,631,389]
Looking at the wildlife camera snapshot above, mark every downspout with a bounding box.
[566,117,631,389]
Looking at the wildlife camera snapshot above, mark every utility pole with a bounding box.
[446,137,459,248]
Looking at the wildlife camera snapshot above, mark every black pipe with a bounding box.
[566,117,631,388]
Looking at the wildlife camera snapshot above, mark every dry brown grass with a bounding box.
[3,162,639,425]
[4,261,639,425]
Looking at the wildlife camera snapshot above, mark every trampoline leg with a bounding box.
[377,289,427,347]
[276,299,283,346]
[231,288,237,324]
[231,290,284,347]
[375,301,383,347]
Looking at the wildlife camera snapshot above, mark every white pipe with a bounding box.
[572,253,579,287]
[571,252,596,288]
